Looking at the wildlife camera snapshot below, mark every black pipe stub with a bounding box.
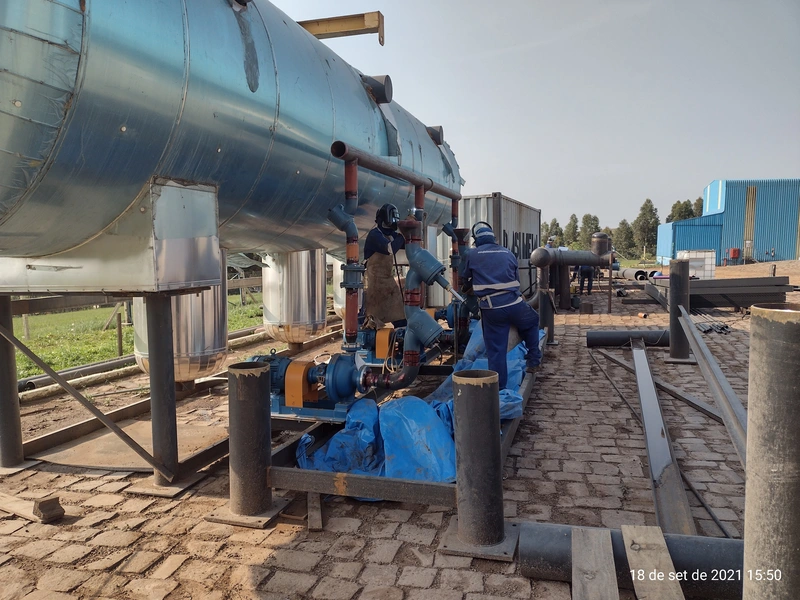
[361,74,392,104]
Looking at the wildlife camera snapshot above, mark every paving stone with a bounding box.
[360,586,404,600]
[0,554,10,567]
[419,512,444,527]
[117,550,162,574]
[327,535,366,559]
[229,565,271,589]
[13,523,60,538]
[573,496,622,509]
[118,498,156,513]
[409,547,434,567]
[125,579,179,600]
[366,539,403,564]
[600,510,646,529]
[185,539,224,558]
[110,516,147,530]
[95,481,131,493]
[228,528,272,545]
[83,549,133,571]
[36,567,91,592]
[328,561,363,579]
[398,566,437,588]
[396,523,437,546]
[88,529,141,547]
[139,536,178,553]
[0,535,25,554]
[177,559,229,587]
[73,511,117,528]
[77,573,130,597]
[268,548,323,572]
[359,564,398,586]
[534,580,571,599]
[311,576,361,600]
[375,509,413,523]
[20,591,71,600]
[440,569,483,592]
[71,479,105,491]
[0,519,25,535]
[368,522,400,538]
[325,517,362,533]
[218,543,275,565]
[11,539,65,560]
[485,574,531,599]
[434,551,472,568]
[262,523,307,548]
[265,571,318,595]
[407,590,463,600]
[53,528,100,542]
[46,544,94,564]
[150,554,189,579]
[84,494,126,508]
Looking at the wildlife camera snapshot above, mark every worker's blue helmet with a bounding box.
[472,221,495,246]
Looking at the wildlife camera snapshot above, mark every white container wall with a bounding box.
[428,193,541,307]
[677,250,717,280]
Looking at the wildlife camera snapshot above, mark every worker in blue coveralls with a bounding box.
[460,223,542,389]
[362,203,407,327]
[572,265,595,295]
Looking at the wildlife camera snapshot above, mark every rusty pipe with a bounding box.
[344,159,358,215]
[331,141,461,201]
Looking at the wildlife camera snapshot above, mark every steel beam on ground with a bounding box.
[518,521,744,600]
[0,296,23,467]
[669,260,691,360]
[594,350,722,424]
[268,466,457,507]
[630,339,696,535]
[678,306,747,468]
[586,329,669,348]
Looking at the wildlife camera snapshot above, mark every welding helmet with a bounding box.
[376,203,400,230]
[471,221,495,245]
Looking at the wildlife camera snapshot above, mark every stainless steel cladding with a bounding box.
[0,0,461,259]
[133,253,229,382]
[428,193,541,306]
[263,250,327,343]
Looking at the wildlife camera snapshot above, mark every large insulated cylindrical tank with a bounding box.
[133,253,229,382]
[263,250,327,343]
[0,0,461,260]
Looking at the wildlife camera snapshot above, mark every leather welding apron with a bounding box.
[364,252,406,323]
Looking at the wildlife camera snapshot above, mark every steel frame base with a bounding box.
[0,459,39,475]
[663,355,697,365]
[205,496,290,529]
[438,516,520,562]
[125,471,207,498]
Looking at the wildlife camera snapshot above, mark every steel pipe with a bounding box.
[145,294,179,487]
[678,306,747,467]
[620,268,648,281]
[331,141,461,202]
[530,247,614,268]
[585,330,669,347]
[538,266,555,344]
[519,521,744,599]
[452,369,505,546]
[0,296,23,467]
[558,265,571,310]
[743,303,800,599]
[228,361,273,516]
[669,260,691,360]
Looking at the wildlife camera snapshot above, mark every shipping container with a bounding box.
[427,192,541,307]
[657,179,799,266]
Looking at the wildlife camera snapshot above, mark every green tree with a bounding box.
[563,214,579,248]
[576,214,600,250]
[693,196,704,217]
[632,199,660,258]
[541,220,550,243]
[546,218,563,246]
[613,219,636,258]
[666,199,695,223]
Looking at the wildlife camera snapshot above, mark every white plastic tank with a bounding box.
[263,250,327,343]
[133,252,229,381]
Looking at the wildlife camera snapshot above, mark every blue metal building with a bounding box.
[657,179,800,266]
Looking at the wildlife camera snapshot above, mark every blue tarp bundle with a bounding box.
[296,323,539,483]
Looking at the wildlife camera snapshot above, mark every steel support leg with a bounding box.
[0,296,23,467]
[558,264,571,310]
[439,369,519,561]
[146,294,178,487]
[744,303,800,599]
[667,259,694,363]
[538,266,556,345]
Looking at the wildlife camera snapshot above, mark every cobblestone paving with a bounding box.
[1,288,785,599]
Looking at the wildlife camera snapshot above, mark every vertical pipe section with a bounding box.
[538,266,555,344]
[453,369,505,545]
[0,296,23,467]
[414,184,425,222]
[558,265,571,310]
[145,294,178,486]
[669,259,690,359]
[743,303,800,599]
[228,361,272,516]
[344,159,358,214]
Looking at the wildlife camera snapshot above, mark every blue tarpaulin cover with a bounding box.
[296,323,541,483]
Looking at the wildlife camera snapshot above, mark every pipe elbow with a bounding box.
[328,204,358,238]
[530,247,554,267]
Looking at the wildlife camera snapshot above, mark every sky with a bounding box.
[271,0,800,229]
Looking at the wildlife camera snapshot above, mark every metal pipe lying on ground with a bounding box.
[743,303,800,599]
[518,521,744,599]
[585,330,669,347]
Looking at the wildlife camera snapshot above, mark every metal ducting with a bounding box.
[263,250,326,343]
[133,253,229,381]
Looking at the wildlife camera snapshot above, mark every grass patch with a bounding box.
[13,294,265,380]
